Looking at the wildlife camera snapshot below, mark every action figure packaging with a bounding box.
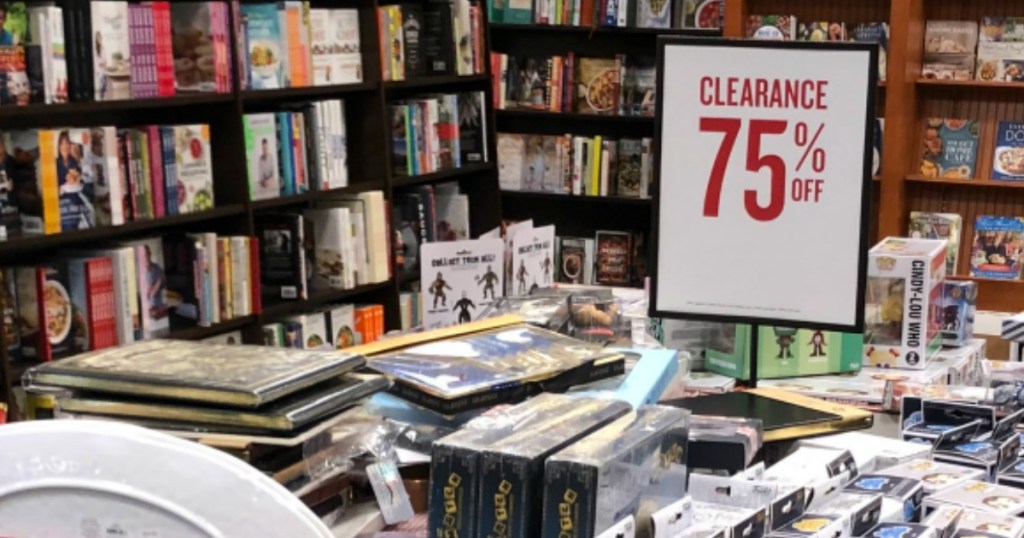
[921,504,963,538]
[680,525,729,538]
[650,496,695,538]
[540,406,690,538]
[427,393,609,538]
[768,513,846,538]
[765,446,860,490]
[997,457,1024,489]
[797,432,932,473]
[902,400,996,443]
[933,409,1024,480]
[703,324,862,380]
[865,237,947,369]
[875,459,987,495]
[866,523,941,538]
[925,481,1024,517]
[814,492,884,537]
[844,474,926,523]
[692,501,769,538]
[941,281,978,347]
[690,473,806,531]
[953,508,1024,538]
[688,416,764,476]
[476,397,634,538]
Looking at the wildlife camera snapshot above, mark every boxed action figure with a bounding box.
[766,446,859,488]
[769,514,846,538]
[690,474,807,531]
[955,508,1024,538]
[692,501,769,538]
[867,523,941,538]
[844,474,926,523]
[541,405,690,538]
[688,416,764,476]
[933,409,1024,480]
[865,237,947,369]
[997,458,1024,489]
[703,324,863,380]
[815,492,883,537]
[878,459,987,495]
[798,432,932,473]
[902,400,996,443]
[941,281,978,347]
[926,481,1024,517]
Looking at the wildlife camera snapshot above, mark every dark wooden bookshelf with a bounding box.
[0,0,501,419]
[489,23,719,37]
[502,190,652,206]
[496,109,655,124]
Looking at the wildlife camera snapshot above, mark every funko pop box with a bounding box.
[865,237,947,369]
[940,281,978,347]
[704,325,863,380]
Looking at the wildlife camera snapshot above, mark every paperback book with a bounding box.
[90,1,131,100]
[970,215,1024,280]
[920,118,979,180]
[241,3,283,90]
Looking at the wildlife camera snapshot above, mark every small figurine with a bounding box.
[453,292,476,324]
[808,330,827,357]
[476,265,500,299]
[773,327,797,359]
[429,272,452,309]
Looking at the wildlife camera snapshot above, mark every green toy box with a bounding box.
[704,325,863,380]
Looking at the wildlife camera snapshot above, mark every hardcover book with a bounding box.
[240,2,283,89]
[970,216,1024,280]
[67,256,117,353]
[977,18,1024,83]
[922,21,979,80]
[616,139,643,197]
[40,129,96,232]
[679,0,722,29]
[244,113,281,201]
[498,133,525,191]
[37,262,78,361]
[746,15,796,40]
[305,207,354,291]
[624,56,655,117]
[24,339,366,408]
[994,121,1024,180]
[256,213,307,302]
[331,9,362,84]
[558,237,587,284]
[637,0,671,28]
[920,118,979,180]
[0,2,28,106]
[402,4,425,78]
[90,1,130,101]
[130,237,170,338]
[169,2,218,93]
[850,23,890,82]
[458,90,487,164]
[595,230,632,285]
[574,57,619,115]
[9,129,44,234]
[798,22,844,41]
[909,211,962,276]
[172,124,214,213]
[308,8,331,85]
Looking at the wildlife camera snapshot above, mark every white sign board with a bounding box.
[651,40,876,332]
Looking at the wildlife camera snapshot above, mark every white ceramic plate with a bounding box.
[0,420,332,538]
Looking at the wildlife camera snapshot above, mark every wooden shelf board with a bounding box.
[489,23,721,36]
[168,316,258,341]
[502,190,652,206]
[0,93,235,119]
[260,281,393,320]
[916,79,1024,90]
[905,175,1024,189]
[383,74,489,91]
[0,205,246,257]
[496,109,654,123]
[240,82,378,103]
[391,162,497,188]
[251,183,383,210]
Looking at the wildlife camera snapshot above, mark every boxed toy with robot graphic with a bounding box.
[865,237,947,369]
[941,281,978,347]
[704,324,863,380]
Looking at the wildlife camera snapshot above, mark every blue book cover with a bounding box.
[994,120,1024,180]
[160,127,178,216]
[276,112,294,196]
[970,215,1024,280]
[920,118,979,180]
[241,3,283,90]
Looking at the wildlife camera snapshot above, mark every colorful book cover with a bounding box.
[244,113,281,201]
[39,262,78,360]
[433,93,458,170]
[240,2,282,89]
[151,1,175,97]
[41,129,96,232]
[797,22,844,41]
[284,1,307,87]
[90,1,130,101]
[276,111,295,195]
[170,2,217,93]
[971,216,1024,280]
[909,211,962,276]
[510,225,555,296]
[309,8,331,85]
[83,127,122,227]
[67,256,117,352]
[994,121,1024,180]
[637,0,670,28]
[419,237,504,329]
[458,90,486,164]
[920,119,979,180]
[746,15,795,40]
[172,124,214,213]
[283,320,303,348]
[385,5,404,81]
[851,23,889,82]
[594,230,631,285]
[557,237,587,284]
[574,57,618,115]
[679,0,721,29]
[133,237,171,337]
[0,1,27,106]
[616,138,643,197]
[160,126,178,215]
[624,56,655,117]
[922,21,978,80]
[328,304,356,349]
[976,18,1024,82]
[305,206,353,290]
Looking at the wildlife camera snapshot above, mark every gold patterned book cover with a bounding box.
[57,373,389,432]
[26,340,364,407]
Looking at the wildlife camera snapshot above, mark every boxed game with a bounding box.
[865,237,947,369]
[933,410,1024,480]
[925,481,1024,517]
[690,474,806,531]
[693,501,769,538]
[941,281,977,347]
[903,401,996,443]
[970,216,1024,280]
[477,398,633,538]
[879,459,988,495]
[845,474,926,523]
[799,432,932,473]
[704,324,863,380]
[814,493,883,537]
[541,406,690,538]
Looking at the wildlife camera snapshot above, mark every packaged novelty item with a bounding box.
[814,492,884,537]
[926,481,1024,517]
[878,459,987,495]
[844,474,926,523]
[865,237,947,369]
[798,432,932,473]
[941,281,978,347]
[703,324,862,380]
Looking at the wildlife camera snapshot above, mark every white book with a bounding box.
[244,113,281,200]
[229,236,250,317]
[330,9,362,84]
[90,1,131,101]
[190,232,220,324]
[309,8,331,85]
[27,7,53,104]
[600,140,611,196]
[452,0,472,75]
[510,225,555,296]
[419,238,504,329]
[277,5,290,87]
[426,99,441,173]
[584,238,595,284]
[335,191,389,283]
[88,126,126,226]
[327,303,356,348]
[316,102,331,188]
[323,198,370,285]
[305,207,351,290]
[329,99,349,188]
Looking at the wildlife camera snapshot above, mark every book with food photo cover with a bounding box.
[169,2,218,93]
[24,339,365,407]
[977,18,1024,83]
[994,121,1024,180]
[922,20,978,80]
[746,15,796,41]
[679,0,722,29]
[970,215,1024,280]
[920,118,979,180]
[574,57,619,115]
[240,2,283,89]
[797,21,845,41]
[57,373,390,432]
[637,0,671,29]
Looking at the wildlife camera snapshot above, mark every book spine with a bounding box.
[108,250,131,344]
[277,111,295,196]
[230,237,249,317]
[571,136,583,195]
[134,245,151,336]
[248,236,262,314]
[286,3,304,87]
[291,112,307,193]
[87,258,118,350]
[147,126,165,218]
[302,106,321,190]
[34,268,51,360]
[600,140,611,196]
[641,137,652,198]
[377,7,390,81]
[218,237,231,320]
[564,52,574,112]
[155,2,175,96]
[231,0,247,91]
[161,127,177,215]
[129,5,143,97]
[37,131,60,234]
[192,242,209,326]
[316,102,330,189]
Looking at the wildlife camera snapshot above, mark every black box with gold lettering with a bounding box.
[540,405,690,538]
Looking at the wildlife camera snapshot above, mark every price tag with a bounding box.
[651,39,877,331]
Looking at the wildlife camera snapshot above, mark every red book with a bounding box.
[151,1,176,97]
[214,2,230,92]
[490,53,501,108]
[79,257,118,351]
[248,236,262,314]
[145,126,165,218]
[580,0,595,27]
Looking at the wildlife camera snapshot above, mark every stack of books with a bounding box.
[377,1,487,81]
[262,302,386,349]
[255,191,391,303]
[493,0,722,29]
[389,91,489,177]
[238,3,362,90]
[0,124,214,236]
[492,53,656,116]
[498,132,654,197]
[1,233,259,362]
[244,99,349,201]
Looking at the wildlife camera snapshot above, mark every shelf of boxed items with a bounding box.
[258,281,395,321]
[0,205,247,257]
[390,162,498,189]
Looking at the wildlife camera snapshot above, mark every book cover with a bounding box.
[616,138,643,197]
[327,99,349,189]
[84,126,122,227]
[402,4,425,78]
[162,234,203,328]
[558,237,587,283]
[423,1,454,75]
[595,230,632,285]
[256,213,307,301]
[434,93,459,170]
[851,22,890,82]
[309,8,330,85]
[276,111,294,195]
[994,121,1024,180]
[574,57,618,115]
[797,21,845,41]
[971,216,1024,280]
[922,21,978,80]
[244,113,281,200]
[637,0,670,28]
[328,304,356,349]
[282,319,303,348]
[920,119,979,180]
[458,90,486,164]
[131,237,170,338]
[510,225,555,296]
[873,118,885,176]
[0,132,18,231]
[384,5,404,80]
[452,0,473,76]
[42,129,96,232]
[39,262,78,360]
[305,207,354,290]
[151,1,175,97]
[678,0,721,29]
[419,237,504,329]
[144,126,165,219]
[67,256,117,352]
[0,268,18,358]
[522,135,545,192]
[28,6,68,104]
[22,3,44,104]
[498,133,525,190]
[127,3,156,99]
[240,2,282,89]
[977,18,1024,82]
[746,15,795,40]
[170,2,217,93]
[909,211,962,276]
[90,1,130,101]
[435,190,469,241]
[538,136,559,193]
[393,192,424,271]
[624,56,655,117]
[0,1,27,106]
[284,1,307,87]
[9,129,46,234]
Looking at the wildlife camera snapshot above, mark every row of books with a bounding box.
[0,124,214,236]
[909,211,1024,281]
[746,16,889,81]
[398,291,422,331]
[555,230,646,286]
[244,99,347,202]
[393,182,472,273]
[492,0,721,29]
[498,133,654,197]
[238,3,361,90]
[918,118,1024,181]
[389,91,489,177]
[923,19,1024,82]
[261,303,385,350]
[377,1,486,81]
[492,53,655,116]
[254,191,391,303]
[0,232,259,362]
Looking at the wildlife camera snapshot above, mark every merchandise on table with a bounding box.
[931,409,1024,480]
[925,481,1024,516]
[878,459,988,495]
[865,523,940,538]
[941,281,978,346]
[690,473,806,531]
[797,432,933,473]
[686,415,763,475]
[813,492,883,537]
[692,500,769,538]
[954,508,1024,538]
[770,513,845,538]
[765,446,858,490]
[902,400,996,443]
[704,324,863,380]
[845,474,925,523]
[909,212,962,276]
